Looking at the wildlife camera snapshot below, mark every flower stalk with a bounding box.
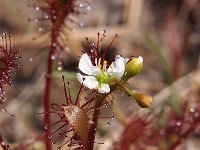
[117,82,152,108]
[43,28,57,150]
[40,0,78,148]
[88,79,128,149]
[88,91,113,149]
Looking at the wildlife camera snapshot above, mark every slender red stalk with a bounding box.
[43,28,57,150]
[88,85,119,149]
[40,1,79,149]
[88,96,104,149]
[0,134,8,150]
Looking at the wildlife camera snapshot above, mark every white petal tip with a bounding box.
[138,56,143,63]
[98,84,110,93]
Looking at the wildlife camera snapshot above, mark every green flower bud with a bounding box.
[125,56,143,78]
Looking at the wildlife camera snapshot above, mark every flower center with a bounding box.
[97,60,109,83]
[97,73,108,83]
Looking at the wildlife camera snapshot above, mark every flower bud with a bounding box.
[125,56,143,78]
[135,93,152,108]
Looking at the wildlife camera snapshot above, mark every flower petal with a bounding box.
[107,55,128,78]
[98,83,110,93]
[78,53,101,76]
[77,73,99,89]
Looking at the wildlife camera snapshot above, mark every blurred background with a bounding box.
[0,0,200,149]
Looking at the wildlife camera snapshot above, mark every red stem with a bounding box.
[88,77,129,149]
[43,29,57,150]
[88,85,119,149]
[0,134,8,150]
[88,97,104,150]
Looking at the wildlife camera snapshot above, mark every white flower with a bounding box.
[77,53,128,93]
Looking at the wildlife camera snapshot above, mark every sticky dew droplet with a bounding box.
[35,6,40,11]
[176,121,182,126]
[44,126,48,130]
[29,58,33,62]
[79,3,84,7]
[52,43,56,47]
[51,55,56,60]
[38,27,44,32]
[52,141,56,144]
[45,14,49,19]
[57,66,63,71]
[87,6,91,11]
[53,16,56,20]
[79,22,84,27]
[34,18,38,22]
[160,129,165,135]
[89,120,94,124]
[190,107,195,113]
[107,122,111,126]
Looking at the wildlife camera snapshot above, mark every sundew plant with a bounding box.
[0,0,200,150]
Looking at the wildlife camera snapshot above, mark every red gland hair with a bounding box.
[35,75,105,149]
[81,30,118,66]
[31,0,86,60]
[0,32,21,101]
